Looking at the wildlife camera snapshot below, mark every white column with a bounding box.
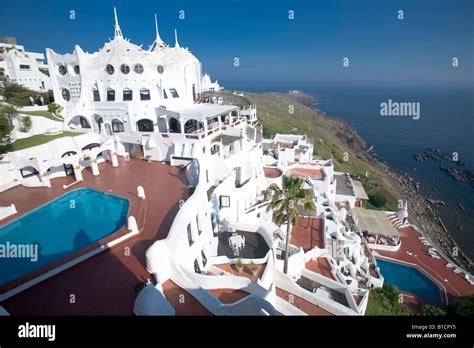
[73,165,83,181]
[91,161,100,176]
[111,153,119,167]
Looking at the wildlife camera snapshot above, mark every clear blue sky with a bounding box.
[1,0,472,90]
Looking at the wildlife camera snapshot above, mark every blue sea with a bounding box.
[312,86,474,260]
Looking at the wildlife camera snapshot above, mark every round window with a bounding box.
[74,65,80,74]
[157,65,164,74]
[58,65,67,75]
[106,64,115,75]
[62,89,70,101]
[120,64,130,74]
[134,63,144,74]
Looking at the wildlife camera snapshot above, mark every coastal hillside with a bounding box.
[240,90,471,270]
[244,91,400,211]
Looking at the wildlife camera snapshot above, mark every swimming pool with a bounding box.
[0,188,129,286]
[376,258,442,304]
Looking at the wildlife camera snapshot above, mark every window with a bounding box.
[19,64,30,70]
[112,119,124,133]
[136,119,154,132]
[140,89,150,101]
[61,151,77,157]
[123,88,133,101]
[187,223,194,246]
[74,65,80,74]
[105,64,115,75]
[194,259,201,273]
[62,89,70,101]
[93,88,100,101]
[169,88,179,98]
[157,65,164,74]
[107,88,115,101]
[220,195,230,208]
[120,64,130,74]
[201,251,207,267]
[20,166,39,178]
[58,65,67,75]
[196,215,201,235]
[81,143,100,151]
[163,89,168,99]
[80,117,91,129]
[134,63,144,74]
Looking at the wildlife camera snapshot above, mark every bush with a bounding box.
[369,191,387,208]
[448,295,474,316]
[19,116,32,132]
[366,284,413,315]
[420,304,445,316]
[0,115,12,143]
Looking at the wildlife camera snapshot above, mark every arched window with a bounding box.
[157,65,164,74]
[73,65,80,74]
[184,119,203,134]
[107,88,115,101]
[105,64,115,75]
[120,64,130,74]
[112,119,125,133]
[58,65,67,75]
[140,88,150,101]
[93,87,100,101]
[62,151,77,157]
[79,116,90,129]
[62,89,70,101]
[169,117,180,133]
[136,119,154,132]
[211,144,220,155]
[134,63,144,74]
[123,88,133,101]
[81,143,100,151]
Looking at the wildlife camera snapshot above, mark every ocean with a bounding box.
[312,86,474,261]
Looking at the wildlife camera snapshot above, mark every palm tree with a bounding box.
[266,175,315,274]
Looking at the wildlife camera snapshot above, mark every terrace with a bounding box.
[216,231,269,259]
[289,217,325,252]
[0,158,190,315]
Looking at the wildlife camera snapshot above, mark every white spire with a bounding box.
[114,6,123,38]
[174,29,180,48]
[150,14,166,50]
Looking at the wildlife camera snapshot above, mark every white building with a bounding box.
[0,42,52,92]
[0,7,379,316]
[201,73,222,92]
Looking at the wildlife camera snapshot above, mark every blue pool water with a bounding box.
[376,258,442,304]
[0,188,129,286]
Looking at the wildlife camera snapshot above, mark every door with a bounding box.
[64,163,74,177]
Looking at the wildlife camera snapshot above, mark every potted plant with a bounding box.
[145,155,152,162]
[249,261,258,276]
[235,258,243,273]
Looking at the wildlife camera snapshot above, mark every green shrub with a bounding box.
[368,191,387,208]
[420,304,445,316]
[366,284,413,316]
[19,116,32,132]
[448,295,474,316]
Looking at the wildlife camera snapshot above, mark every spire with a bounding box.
[174,29,180,48]
[114,6,123,38]
[150,14,166,50]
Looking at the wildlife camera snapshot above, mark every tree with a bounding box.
[0,114,12,143]
[266,175,315,274]
[1,104,19,128]
[448,295,474,316]
[369,191,387,208]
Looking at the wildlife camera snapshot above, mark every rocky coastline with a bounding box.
[292,91,473,272]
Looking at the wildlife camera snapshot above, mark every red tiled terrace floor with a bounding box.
[0,158,191,315]
[290,217,324,252]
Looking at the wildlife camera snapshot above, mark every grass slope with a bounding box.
[0,131,80,154]
[20,110,63,121]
